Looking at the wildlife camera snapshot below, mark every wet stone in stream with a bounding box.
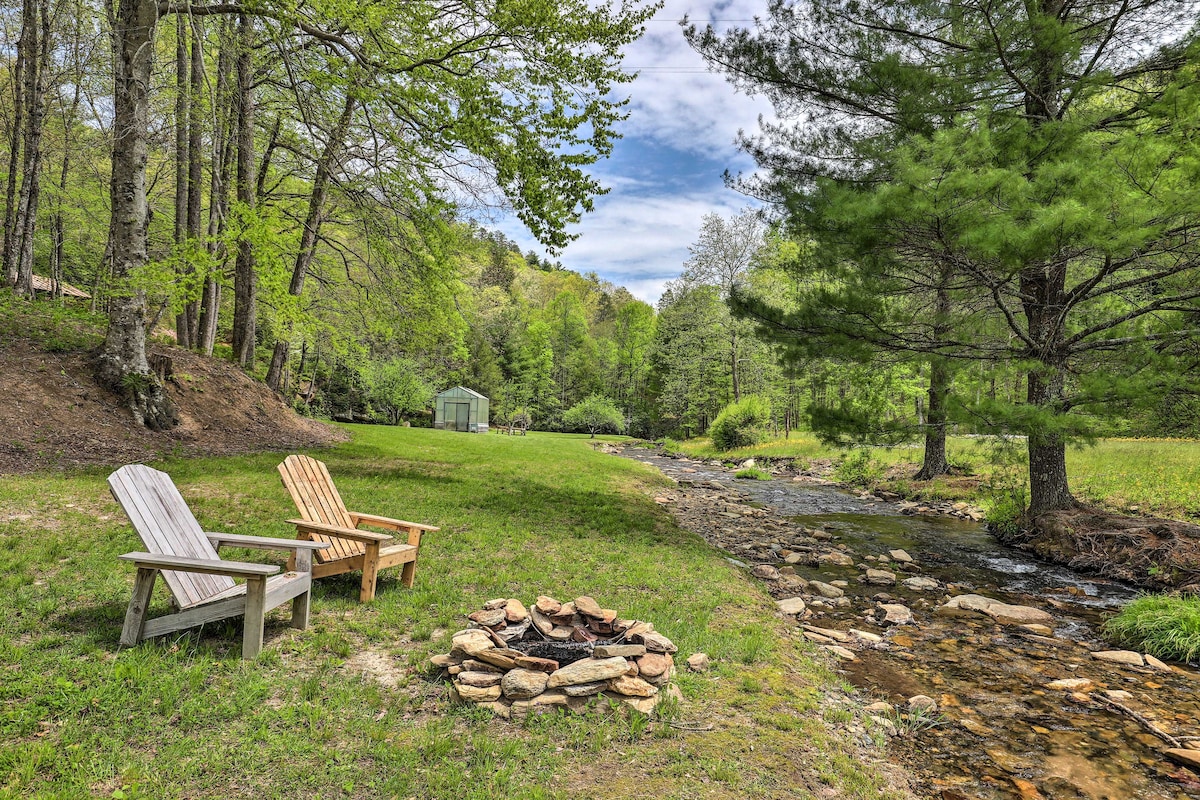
[624,445,1200,800]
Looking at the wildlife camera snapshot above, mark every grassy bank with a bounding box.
[0,427,907,799]
[670,434,1200,521]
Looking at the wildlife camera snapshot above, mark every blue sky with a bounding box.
[495,1,772,306]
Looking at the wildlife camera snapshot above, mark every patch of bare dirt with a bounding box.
[343,648,407,689]
[0,339,347,474]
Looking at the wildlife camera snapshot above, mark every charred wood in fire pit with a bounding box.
[511,640,612,666]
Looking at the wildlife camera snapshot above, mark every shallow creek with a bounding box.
[626,449,1200,800]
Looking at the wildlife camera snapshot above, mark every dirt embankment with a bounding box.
[995,508,1200,592]
[0,340,347,474]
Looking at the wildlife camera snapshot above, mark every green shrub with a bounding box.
[708,395,772,452]
[1102,595,1200,662]
[735,466,771,480]
[832,450,882,485]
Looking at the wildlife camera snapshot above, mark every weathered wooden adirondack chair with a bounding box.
[278,454,438,602]
[109,464,329,659]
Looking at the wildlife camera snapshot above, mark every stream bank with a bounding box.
[621,444,1200,800]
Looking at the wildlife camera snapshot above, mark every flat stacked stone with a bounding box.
[433,595,680,718]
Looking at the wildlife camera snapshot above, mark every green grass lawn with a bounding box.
[672,434,1200,520]
[0,426,906,799]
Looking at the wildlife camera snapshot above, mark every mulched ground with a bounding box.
[0,340,346,474]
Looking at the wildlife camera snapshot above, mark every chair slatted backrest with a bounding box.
[278,455,362,562]
[108,464,236,609]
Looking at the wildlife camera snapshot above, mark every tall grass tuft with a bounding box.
[1102,594,1200,662]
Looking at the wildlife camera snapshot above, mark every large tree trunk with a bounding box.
[13,0,49,298]
[98,0,176,429]
[915,280,953,480]
[173,14,191,347]
[198,20,234,357]
[265,94,356,392]
[1026,365,1074,516]
[230,13,257,369]
[185,17,204,346]
[914,358,950,480]
[3,5,27,288]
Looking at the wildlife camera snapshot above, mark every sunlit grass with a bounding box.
[1103,595,1200,662]
[671,433,1200,520]
[0,426,906,800]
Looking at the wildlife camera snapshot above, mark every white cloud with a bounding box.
[619,0,774,155]
[491,0,777,306]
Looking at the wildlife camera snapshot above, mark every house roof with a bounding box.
[438,385,487,400]
[32,274,91,299]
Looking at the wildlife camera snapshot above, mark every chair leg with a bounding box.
[401,529,421,589]
[290,549,312,630]
[360,542,381,602]
[242,576,267,659]
[120,568,157,646]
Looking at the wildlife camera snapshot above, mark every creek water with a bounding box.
[629,450,1200,800]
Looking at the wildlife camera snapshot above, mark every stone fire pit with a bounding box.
[431,595,680,718]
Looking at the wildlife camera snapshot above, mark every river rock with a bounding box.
[1166,749,1200,771]
[593,644,645,658]
[547,656,630,687]
[574,596,603,618]
[535,595,562,615]
[636,631,678,654]
[514,656,559,673]
[907,695,938,714]
[865,569,898,586]
[850,629,883,643]
[942,594,1053,625]
[819,551,855,567]
[1144,654,1171,672]
[863,701,892,714]
[450,629,495,658]
[1046,678,1093,691]
[902,576,939,591]
[505,598,529,623]
[752,564,781,580]
[458,670,504,688]
[1103,690,1134,701]
[502,669,549,699]
[635,652,673,678]
[563,681,607,697]
[453,682,502,702]
[1092,650,1144,667]
[468,608,507,627]
[777,597,807,615]
[475,648,521,670]
[878,603,914,625]
[686,653,710,672]
[810,581,845,599]
[824,645,857,660]
[530,607,554,635]
[608,675,658,697]
[1019,624,1054,636]
[889,549,914,563]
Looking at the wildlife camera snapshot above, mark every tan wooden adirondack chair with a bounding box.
[278,454,438,601]
[109,464,329,658]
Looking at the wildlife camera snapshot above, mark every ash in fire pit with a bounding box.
[431,594,680,718]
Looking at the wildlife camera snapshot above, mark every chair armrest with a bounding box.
[349,512,439,532]
[285,519,393,543]
[206,532,331,552]
[118,552,279,578]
